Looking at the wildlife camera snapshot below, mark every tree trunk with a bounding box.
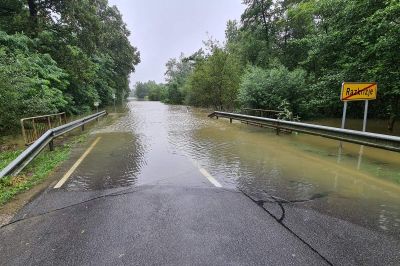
[27,0,37,17]
[27,0,38,35]
[257,0,270,42]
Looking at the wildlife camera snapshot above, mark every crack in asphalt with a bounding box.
[267,191,331,204]
[241,189,333,266]
[244,189,331,223]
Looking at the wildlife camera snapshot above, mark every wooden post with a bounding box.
[32,119,38,140]
[21,119,27,145]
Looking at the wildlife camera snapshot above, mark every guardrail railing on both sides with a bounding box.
[209,111,400,153]
[0,111,107,179]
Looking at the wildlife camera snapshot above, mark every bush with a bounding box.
[238,65,307,117]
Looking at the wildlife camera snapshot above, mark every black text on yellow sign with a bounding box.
[340,82,378,101]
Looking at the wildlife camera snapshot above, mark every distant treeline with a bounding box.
[0,0,140,134]
[136,0,399,121]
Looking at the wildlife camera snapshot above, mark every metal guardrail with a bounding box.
[0,111,107,179]
[21,112,67,145]
[209,111,400,152]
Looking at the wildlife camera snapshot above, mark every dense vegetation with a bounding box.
[138,0,399,121]
[0,0,140,134]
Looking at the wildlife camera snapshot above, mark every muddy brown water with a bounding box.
[65,100,400,239]
[310,117,400,136]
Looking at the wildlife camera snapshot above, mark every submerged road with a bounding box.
[1,101,400,265]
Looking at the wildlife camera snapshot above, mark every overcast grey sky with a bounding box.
[108,0,245,86]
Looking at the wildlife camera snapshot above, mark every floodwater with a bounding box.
[310,117,400,136]
[65,100,400,240]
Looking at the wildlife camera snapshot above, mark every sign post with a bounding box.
[341,101,348,129]
[94,102,100,121]
[362,100,369,132]
[94,101,99,113]
[339,82,377,168]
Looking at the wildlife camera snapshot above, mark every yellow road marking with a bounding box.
[54,137,102,189]
[199,168,222,188]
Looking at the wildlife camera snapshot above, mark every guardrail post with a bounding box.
[82,124,85,131]
[49,140,54,151]
[230,118,232,123]
[276,121,280,135]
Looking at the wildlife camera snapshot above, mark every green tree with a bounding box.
[134,82,149,99]
[0,32,68,133]
[133,81,164,101]
[163,52,200,104]
[0,0,140,135]
[147,82,163,101]
[235,0,400,119]
[187,47,242,110]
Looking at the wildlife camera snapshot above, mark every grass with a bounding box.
[0,133,89,205]
[0,149,22,170]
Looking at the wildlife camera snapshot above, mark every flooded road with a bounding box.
[66,100,400,240]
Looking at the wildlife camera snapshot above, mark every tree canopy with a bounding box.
[0,0,140,134]
[152,0,399,122]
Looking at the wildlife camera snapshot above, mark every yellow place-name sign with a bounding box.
[341,82,378,101]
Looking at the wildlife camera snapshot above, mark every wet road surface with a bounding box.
[1,101,400,265]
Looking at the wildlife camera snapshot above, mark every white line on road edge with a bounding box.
[199,168,222,188]
[54,137,102,189]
